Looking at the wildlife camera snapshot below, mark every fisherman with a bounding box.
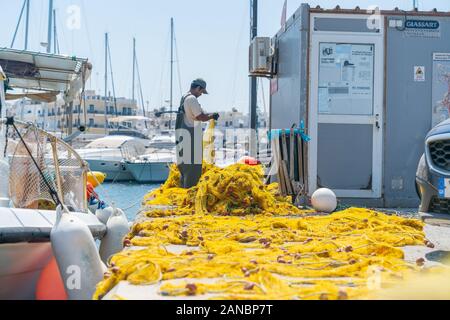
[175,78,219,188]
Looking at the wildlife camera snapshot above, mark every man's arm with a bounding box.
[195,113,219,122]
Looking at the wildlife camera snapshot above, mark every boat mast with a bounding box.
[24,0,30,50]
[47,0,53,53]
[53,9,57,54]
[249,0,258,157]
[132,37,136,104]
[104,33,109,135]
[169,17,174,130]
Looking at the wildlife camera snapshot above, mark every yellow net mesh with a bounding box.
[93,164,437,300]
[93,207,430,300]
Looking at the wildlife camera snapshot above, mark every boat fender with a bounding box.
[96,205,115,225]
[99,206,130,264]
[0,158,10,207]
[51,205,105,300]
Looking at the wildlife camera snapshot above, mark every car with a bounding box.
[416,119,450,214]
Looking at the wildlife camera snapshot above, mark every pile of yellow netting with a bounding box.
[94,202,434,300]
[143,162,312,217]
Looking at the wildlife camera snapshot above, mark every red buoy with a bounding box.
[238,156,261,166]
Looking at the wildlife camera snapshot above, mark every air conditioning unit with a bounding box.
[249,37,271,74]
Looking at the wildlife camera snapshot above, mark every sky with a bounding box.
[1,0,450,113]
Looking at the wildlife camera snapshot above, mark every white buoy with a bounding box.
[311,188,337,213]
[51,206,106,300]
[0,158,10,207]
[99,206,130,264]
[95,205,115,225]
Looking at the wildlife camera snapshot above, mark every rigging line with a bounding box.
[158,28,171,108]
[38,0,45,49]
[174,34,183,98]
[55,3,69,54]
[135,56,147,120]
[10,0,27,48]
[107,40,119,117]
[230,8,248,107]
[80,0,96,67]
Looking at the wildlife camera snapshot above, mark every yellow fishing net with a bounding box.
[93,205,432,300]
[93,140,437,300]
[143,163,311,217]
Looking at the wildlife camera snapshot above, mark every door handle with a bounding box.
[375,114,381,130]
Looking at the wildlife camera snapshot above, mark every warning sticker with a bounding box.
[414,66,426,82]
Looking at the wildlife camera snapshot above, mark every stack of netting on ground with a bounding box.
[94,164,438,300]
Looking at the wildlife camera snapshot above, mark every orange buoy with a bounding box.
[36,257,68,300]
[238,156,261,166]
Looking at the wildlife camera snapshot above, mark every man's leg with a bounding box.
[178,164,202,189]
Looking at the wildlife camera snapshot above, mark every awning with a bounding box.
[0,48,91,98]
[5,92,58,103]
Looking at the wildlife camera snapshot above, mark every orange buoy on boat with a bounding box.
[36,257,67,300]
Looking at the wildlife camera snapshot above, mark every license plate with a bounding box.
[438,178,450,199]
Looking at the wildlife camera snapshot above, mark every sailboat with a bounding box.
[75,34,151,182]
[125,19,179,183]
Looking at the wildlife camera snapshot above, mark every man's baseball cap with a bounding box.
[192,78,208,94]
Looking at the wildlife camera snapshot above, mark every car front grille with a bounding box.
[429,140,450,173]
[429,197,450,214]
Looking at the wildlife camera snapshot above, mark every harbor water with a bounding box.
[96,182,159,221]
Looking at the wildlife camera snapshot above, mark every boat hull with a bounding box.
[126,162,170,183]
[0,243,53,300]
[86,159,135,182]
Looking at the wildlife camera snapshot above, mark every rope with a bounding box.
[4,124,9,157]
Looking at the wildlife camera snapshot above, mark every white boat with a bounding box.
[125,148,175,183]
[0,49,132,300]
[148,132,176,150]
[76,135,148,182]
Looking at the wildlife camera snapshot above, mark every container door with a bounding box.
[309,33,384,198]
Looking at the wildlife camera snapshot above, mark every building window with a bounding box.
[89,119,95,127]
[89,105,95,113]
